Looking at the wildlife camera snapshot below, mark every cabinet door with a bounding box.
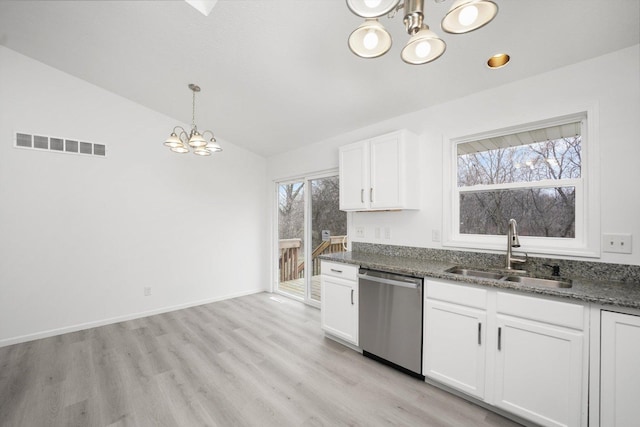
[369,133,401,209]
[321,275,358,345]
[339,142,368,210]
[494,315,584,427]
[600,311,640,427]
[424,299,487,399]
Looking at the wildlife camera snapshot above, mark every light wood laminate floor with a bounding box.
[0,292,522,426]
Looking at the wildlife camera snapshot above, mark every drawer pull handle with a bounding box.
[351,289,354,305]
[370,187,373,203]
[498,327,502,351]
[330,269,343,274]
[478,323,482,345]
[361,189,364,203]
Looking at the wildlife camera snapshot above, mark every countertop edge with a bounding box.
[320,253,640,311]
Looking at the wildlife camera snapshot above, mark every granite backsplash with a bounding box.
[352,243,640,284]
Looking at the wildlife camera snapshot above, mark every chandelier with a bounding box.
[163,84,222,156]
[346,0,498,65]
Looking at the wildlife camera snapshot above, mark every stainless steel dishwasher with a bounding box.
[358,268,424,379]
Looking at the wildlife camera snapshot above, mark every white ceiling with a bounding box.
[0,0,638,157]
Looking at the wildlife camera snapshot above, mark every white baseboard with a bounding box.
[0,289,264,348]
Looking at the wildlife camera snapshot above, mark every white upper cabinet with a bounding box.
[339,130,419,211]
[339,142,369,210]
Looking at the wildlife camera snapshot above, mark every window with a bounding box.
[443,111,600,257]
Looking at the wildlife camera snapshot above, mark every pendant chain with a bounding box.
[191,90,197,131]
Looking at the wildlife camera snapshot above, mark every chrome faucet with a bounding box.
[506,219,527,270]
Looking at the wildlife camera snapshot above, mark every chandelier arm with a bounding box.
[201,130,215,139]
[172,125,187,135]
[172,126,191,144]
[387,1,405,19]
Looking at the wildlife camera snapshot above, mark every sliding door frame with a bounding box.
[273,168,342,308]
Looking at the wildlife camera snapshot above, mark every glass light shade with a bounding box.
[194,147,212,156]
[188,130,207,147]
[206,138,222,152]
[441,0,498,34]
[348,19,392,59]
[170,145,189,154]
[401,26,446,65]
[346,0,400,18]
[163,133,182,148]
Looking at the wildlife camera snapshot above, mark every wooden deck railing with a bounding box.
[279,235,346,282]
[279,238,302,282]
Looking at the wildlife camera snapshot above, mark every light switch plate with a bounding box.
[602,233,632,254]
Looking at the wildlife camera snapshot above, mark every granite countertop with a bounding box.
[321,251,640,310]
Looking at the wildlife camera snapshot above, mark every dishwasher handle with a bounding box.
[357,273,420,289]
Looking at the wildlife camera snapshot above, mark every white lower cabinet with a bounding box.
[320,261,358,346]
[424,282,487,399]
[494,314,584,427]
[600,310,640,426]
[424,279,588,427]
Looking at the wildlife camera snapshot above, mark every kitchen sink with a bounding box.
[503,275,572,288]
[445,267,505,280]
[445,266,573,289]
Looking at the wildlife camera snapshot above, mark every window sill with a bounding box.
[442,238,601,259]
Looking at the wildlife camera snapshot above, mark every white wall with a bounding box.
[268,45,640,266]
[0,46,269,346]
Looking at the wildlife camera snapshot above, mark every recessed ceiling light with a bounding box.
[487,53,510,69]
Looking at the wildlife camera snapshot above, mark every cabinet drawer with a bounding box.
[321,261,358,281]
[497,292,584,330]
[426,279,488,309]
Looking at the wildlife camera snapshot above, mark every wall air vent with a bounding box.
[16,133,32,148]
[80,142,92,155]
[50,137,64,151]
[33,135,48,149]
[14,132,106,157]
[65,139,78,153]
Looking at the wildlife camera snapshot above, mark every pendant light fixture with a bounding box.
[346,0,498,65]
[163,84,222,156]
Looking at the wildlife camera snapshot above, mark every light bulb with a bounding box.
[363,0,382,8]
[363,29,379,50]
[414,41,431,58]
[458,5,479,26]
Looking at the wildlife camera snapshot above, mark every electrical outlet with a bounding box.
[374,227,381,239]
[602,233,632,254]
[144,286,152,296]
[355,226,365,238]
[384,227,391,239]
[432,229,441,242]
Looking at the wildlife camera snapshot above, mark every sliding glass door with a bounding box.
[276,174,347,306]
[277,181,306,299]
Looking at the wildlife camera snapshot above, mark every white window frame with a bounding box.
[442,108,601,258]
